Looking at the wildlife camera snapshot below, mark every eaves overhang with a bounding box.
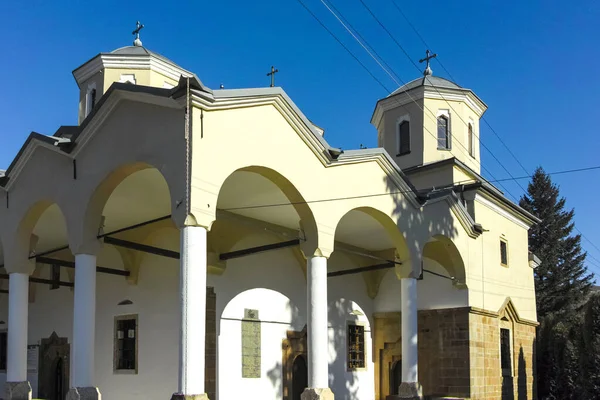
[370,84,488,131]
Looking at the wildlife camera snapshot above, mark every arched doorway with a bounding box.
[390,360,402,395]
[292,355,308,400]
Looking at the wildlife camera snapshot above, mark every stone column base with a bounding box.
[5,382,32,400]
[301,388,335,400]
[386,382,422,400]
[170,394,210,400]
[66,387,102,400]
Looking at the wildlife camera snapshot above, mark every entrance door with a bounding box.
[390,360,402,395]
[38,332,70,400]
[292,355,308,400]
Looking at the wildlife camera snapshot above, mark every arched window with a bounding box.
[398,120,410,155]
[437,115,450,149]
[468,123,474,157]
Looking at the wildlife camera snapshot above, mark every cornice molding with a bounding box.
[190,92,423,209]
[371,86,487,130]
[73,54,194,87]
[474,192,533,230]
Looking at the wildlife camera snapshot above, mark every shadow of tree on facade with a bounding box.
[518,346,528,400]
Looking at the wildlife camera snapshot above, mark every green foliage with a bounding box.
[519,167,593,318]
[519,167,597,398]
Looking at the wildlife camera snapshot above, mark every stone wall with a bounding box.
[373,306,537,400]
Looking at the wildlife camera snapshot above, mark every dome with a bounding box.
[110,45,177,67]
[388,76,462,97]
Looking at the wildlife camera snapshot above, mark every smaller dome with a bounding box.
[388,76,462,97]
[110,46,177,67]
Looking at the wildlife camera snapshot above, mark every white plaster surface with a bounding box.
[0,230,465,399]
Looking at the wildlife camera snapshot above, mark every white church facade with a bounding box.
[0,33,539,400]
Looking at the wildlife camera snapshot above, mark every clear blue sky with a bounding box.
[1,0,599,276]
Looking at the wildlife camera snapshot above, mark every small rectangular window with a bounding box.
[0,331,7,370]
[398,120,410,156]
[114,315,137,373]
[500,328,512,376]
[468,123,474,157]
[51,264,60,290]
[500,240,508,266]
[347,324,366,370]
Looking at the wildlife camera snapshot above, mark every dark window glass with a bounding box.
[500,240,508,265]
[90,89,97,111]
[468,123,474,156]
[0,332,6,370]
[347,324,365,370]
[437,115,449,149]
[500,328,511,374]
[115,318,136,370]
[398,121,410,155]
[51,264,60,290]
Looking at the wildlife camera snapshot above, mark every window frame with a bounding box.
[468,122,475,157]
[500,327,512,377]
[436,110,451,150]
[396,116,411,156]
[113,314,138,375]
[85,82,97,118]
[346,321,367,372]
[500,238,509,267]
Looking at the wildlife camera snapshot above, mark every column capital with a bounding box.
[70,239,103,257]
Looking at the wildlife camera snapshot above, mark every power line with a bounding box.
[222,164,600,211]
[388,0,532,177]
[310,0,517,198]
[297,0,600,269]
[386,0,600,267]
[357,0,529,198]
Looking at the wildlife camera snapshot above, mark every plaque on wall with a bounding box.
[27,345,39,372]
[241,308,261,378]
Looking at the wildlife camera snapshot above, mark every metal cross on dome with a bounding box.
[132,21,144,46]
[419,49,437,77]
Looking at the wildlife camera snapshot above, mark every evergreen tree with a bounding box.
[519,167,593,318]
[580,293,600,397]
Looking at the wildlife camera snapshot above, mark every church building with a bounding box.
[0,27,539,400]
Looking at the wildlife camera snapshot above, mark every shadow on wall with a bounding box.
[518,346,527,400]
[384,175,459,261]
[265,297,369,400]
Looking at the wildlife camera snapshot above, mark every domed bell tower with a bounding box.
[371,51,488,187]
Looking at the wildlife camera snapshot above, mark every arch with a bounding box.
[334,206,411,263]
[422,235,466,287]
[215,165,319,256]
[5,200,69,274]
[73,162,176,255]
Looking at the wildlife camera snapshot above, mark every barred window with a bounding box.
[114,316,137,372]
[347,324,365,370]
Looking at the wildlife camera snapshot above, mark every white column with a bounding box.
[72,254,97,388]
[401,277,418,383]
[7,273,29,383]
[307,255,328,389]
[178,226,207,395]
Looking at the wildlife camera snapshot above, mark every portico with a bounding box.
[0,31,539,400]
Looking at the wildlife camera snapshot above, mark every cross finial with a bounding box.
[132,21,145,47]
[419,49,437,77]
[266,66,279,87]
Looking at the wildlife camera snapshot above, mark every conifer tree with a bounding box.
[519,167,593,318]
